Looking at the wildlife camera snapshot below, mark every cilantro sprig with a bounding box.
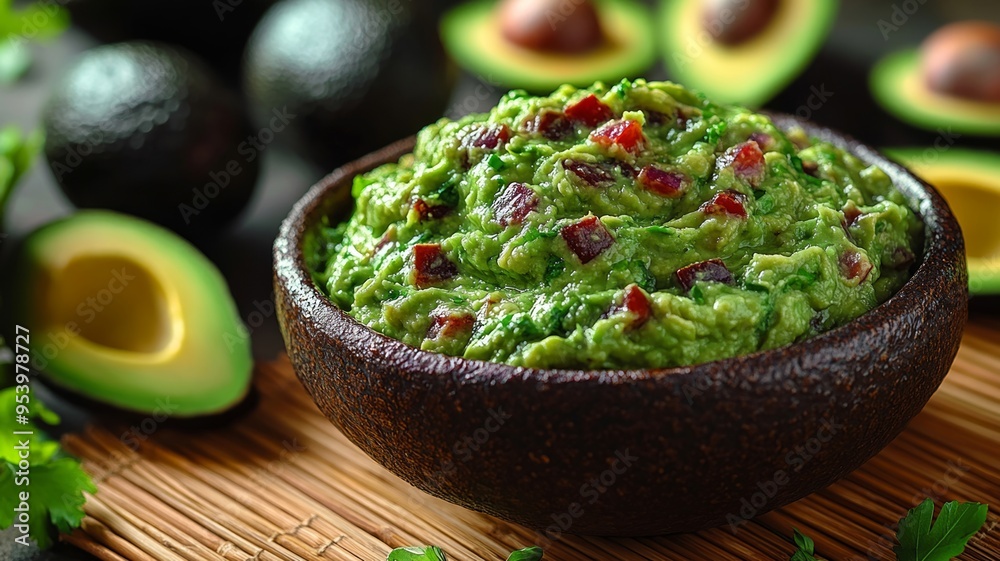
[0,387,96,549]
[790,500,990,561]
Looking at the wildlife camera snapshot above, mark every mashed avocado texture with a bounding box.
[310,80,922,369]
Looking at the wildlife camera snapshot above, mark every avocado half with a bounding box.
[885,148,1000,295]
[871,50,1000,137]
[10,211,253,417]
[440,0,656,92]
[659,0,837,107]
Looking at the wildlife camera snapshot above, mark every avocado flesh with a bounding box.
[659,0,836,107]
[871,50,1000,137]
[12,211,253,416]
[440,0,656,92]
[886,148,1000,295]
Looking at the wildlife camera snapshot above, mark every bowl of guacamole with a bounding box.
[274,80,967,535]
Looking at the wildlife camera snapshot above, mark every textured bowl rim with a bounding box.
[274,115,966,385]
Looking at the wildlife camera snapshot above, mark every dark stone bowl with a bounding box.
[273,115,968,536]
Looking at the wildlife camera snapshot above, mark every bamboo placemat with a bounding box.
[61,321,1000,561]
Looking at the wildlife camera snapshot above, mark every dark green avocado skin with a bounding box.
[64,0,276,84]
[273,119,967,536]
[243,0,454,169]
[42,42,259,233]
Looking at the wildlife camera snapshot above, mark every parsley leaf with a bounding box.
[894,499,989,561]
[789,528,819,561]
[0,387,96,549]
[386,546,448,560]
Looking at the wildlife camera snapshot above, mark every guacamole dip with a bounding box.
[310,80,922,369]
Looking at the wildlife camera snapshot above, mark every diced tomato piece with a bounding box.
[427,312,475,339]
[675,259,734,292]
[524,110,573,140]
[413,244,457,288]
[565,94,614,127]
[493,182,538,226]
[843,205,863,227]
[561,215,614,264]
[719,141,765,186]
[590,119,645,155]
[563,159,615,187]
[700,190,748,218]
[638,165,687,197]
[413,198,451,221]
[839,250,873,283]
[461,124,511,150]
[609,284,652,330]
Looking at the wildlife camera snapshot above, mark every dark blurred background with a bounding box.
[1,0,997,558]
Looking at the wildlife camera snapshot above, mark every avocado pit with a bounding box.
[921,21,1000,103]
[498,0,605,53]
[702,0,780,46]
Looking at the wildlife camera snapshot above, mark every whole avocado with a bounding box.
[63,0,277,84]
[43,42,259,233]
[243,0,454,168]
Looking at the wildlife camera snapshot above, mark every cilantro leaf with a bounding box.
[386,546,448,560]
[0,458,97,548]
[506,546,543,561]
[0,387,96,549]
[894,499,989,561]
[789,528,820,561]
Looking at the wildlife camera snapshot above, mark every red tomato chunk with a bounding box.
[413,198,451,221]
[675,259,734,291]
[413,244,457,288]
[638,165,686,197]
[700,190,748,218]
[590,119,645,154]
[839,250,873,282]
[719,141,765,186]
[564,159,615,187]
[493,183,538,226]
[524,110,573,140]
[565,94,614,127]
[427,312,475,339]
[461,124,511,150]
[610,284,652,329]
[560,215,614,264]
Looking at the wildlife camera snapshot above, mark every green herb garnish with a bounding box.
[894,499,988,561]
[790,500,989,561]
[789,528,819,561]
[0,387,96,548]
